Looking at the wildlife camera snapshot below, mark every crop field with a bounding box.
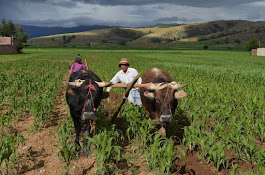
[0,48,265,174]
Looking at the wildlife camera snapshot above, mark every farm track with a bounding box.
[16,73,70,174]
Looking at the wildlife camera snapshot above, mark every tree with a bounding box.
[7,20,16,37]
[234,39,241,45]
[0,18,8,36]
[0,19,16,37]
[0,18,28,53]
[224,37,229,44]
[14,25,28,53]
[245,38,259,51]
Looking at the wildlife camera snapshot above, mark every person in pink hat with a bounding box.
[69,54,87,74]
[107,58,142,106]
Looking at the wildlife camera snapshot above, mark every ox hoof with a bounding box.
[158,126,166,137]
[80,150,88,157]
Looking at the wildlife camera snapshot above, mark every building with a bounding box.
[251,48,265,56]
[257,48,265,56]
[0,36,18,54]
[251,49,257,56]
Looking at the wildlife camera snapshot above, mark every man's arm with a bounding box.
[107,72,121,92]
[110,72,121,84]
[137,77,142,84]
[133,69,142,84]
[69,64,74,73]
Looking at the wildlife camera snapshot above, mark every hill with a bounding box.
[21,25,108,38]
[28,20,265,49]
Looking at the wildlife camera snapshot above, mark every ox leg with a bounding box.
[71,109,81,146]
[80,121,91,157]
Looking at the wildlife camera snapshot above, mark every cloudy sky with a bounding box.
[0,0,265,27]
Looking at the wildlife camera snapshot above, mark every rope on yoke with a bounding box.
[84,79,96,112]
[81,79,96,132]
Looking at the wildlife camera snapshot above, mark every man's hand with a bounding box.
[85,59,88,68]
[125,83,130,89]
[107,87,111,92]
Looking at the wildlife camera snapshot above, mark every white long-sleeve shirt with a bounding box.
[108,68,142,91]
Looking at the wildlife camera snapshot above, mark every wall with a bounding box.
[0,36,17,54]
[257,48,265,56]
[251,49,257,56]
[0,45,18,54]
[0,37,12,45]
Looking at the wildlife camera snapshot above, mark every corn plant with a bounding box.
[120,104,156,148]
[257,148,265,175]
[144,133,185,174]
[54,120,77,172]
[85,127,121,174]
[1,47,265,174]
[0,134,24,174]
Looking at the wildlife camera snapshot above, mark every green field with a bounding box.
[0,48,265,174]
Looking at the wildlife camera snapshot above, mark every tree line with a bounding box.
[0,18,28,53]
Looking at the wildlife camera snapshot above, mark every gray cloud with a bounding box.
[77,0,264,7]
[0,0,265,28]
[156,17,190,23]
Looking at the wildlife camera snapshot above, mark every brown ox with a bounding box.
[139,68,187,123]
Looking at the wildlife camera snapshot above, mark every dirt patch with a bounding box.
[14,73,70,175]
[104,91,123,115]
[174,146,257,175]
[175,148,219,175]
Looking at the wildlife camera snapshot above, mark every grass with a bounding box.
[0,47,264,174]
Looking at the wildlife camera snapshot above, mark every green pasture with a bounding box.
[0,48,264,174]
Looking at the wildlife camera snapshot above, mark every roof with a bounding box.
[0,37,12,45]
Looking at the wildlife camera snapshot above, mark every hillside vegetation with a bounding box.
[28,20,265,49]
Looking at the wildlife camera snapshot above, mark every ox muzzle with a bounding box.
[81,111,97,121]
[159,115,172,123]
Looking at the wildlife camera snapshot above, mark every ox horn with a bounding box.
[143,83,160,90]
[68,79,85,87]
[95,81,112,87]
[144,83,173,90]
[171,81,188,90]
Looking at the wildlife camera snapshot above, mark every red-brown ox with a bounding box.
[139,68,187,123]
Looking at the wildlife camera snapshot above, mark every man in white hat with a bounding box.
[107,58,142,106]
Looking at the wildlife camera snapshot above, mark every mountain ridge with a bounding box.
[28,20,265,49]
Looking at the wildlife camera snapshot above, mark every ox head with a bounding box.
[143,81,187,123]
[68,79,110,121]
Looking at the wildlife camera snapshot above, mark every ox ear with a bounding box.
[174,90,186,99]
[102,91,109,99]
[144,91,155,99]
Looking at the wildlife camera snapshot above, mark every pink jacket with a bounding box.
[70,62,87,73]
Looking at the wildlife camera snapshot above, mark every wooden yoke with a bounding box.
[109,73,141,123]
[109,82,152,88]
